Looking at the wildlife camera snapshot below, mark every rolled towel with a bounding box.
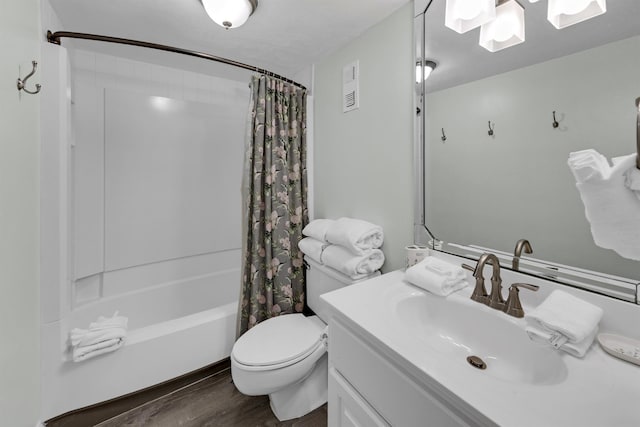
[298,237,328,264]
[302,219,334,242]
[72,338,125,362]
[325,217,384,255]
[70,327,128,348]
[525,325,598,358]
[89,312,128,331]
[322,244,384,279]
[404,257,468,296]
[525,290,603,357]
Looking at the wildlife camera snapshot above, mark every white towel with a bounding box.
[72,338,125,362]
[302,219,334,242]
[525,325,598,358]
[568,150,640,260]
[325,217,384,255]
[70,327,127,348]
[89,312,128,331]
[322,244,384,279]
[623,163,640,200]
[298,237,328,264]
[525,290,603,357]
[69,312,128,362]
[404,257,468,296]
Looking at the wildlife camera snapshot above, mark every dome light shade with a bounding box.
[479,0,525,52]
[201,0,258,29]
[416,60,437,83]
[547,0,606,29]
[445,0,496,34]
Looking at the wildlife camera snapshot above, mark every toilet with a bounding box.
[231,257,377,421]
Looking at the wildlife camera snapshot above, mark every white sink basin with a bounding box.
[391,289,568,385]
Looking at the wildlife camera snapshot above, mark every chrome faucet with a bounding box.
[512,239,533,271]
[463,253,505,310]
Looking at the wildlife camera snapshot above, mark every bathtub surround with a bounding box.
[314,3,414,272]
[0,0,41,426]
[240,75,308,334]
[39,46,245,419]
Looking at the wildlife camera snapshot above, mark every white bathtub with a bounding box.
[41,251,240,420]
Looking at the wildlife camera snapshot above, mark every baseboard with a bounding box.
[44,358,230,427]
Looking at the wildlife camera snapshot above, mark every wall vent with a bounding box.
[342,61,359,113]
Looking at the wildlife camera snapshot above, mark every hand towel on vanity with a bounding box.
[404,257,468,297]
[322,244,385,278]
[69,312,128,362]
[325,217,384,255]
[302,219,335,242]
[525,325,598,358]
[525,290,603,357]
[567,150,640,260]
[298,237,328,264]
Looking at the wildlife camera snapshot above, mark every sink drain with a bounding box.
[466,355,487,370]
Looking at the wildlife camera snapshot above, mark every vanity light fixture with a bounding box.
[445,0,496,34]
[200,0,258,29]
[416,60,437,83]
[479,0,525,52]
[547,0,606,29]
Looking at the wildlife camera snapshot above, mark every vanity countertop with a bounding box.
[321,263,640,427]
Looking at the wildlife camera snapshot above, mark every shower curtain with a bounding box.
[238,75,308,335]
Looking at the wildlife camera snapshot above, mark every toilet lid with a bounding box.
[233,314,325,367]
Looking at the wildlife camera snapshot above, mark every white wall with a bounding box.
[314,3,414,271]
[0,0,41,426]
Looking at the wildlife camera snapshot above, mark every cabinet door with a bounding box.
[328,367,390,427]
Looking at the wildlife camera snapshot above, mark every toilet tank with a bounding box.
[305,256,379,322]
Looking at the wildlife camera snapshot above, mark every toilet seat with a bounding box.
[232,314,327,371]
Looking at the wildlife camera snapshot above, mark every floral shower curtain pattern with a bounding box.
[238,75,308,335]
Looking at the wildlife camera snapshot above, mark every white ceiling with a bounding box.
[49,0,411,82]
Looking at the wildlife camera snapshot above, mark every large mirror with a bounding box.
[415,0,640,302]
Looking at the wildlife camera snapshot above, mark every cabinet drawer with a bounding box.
[329,367,390,427]
[330,319,474,427]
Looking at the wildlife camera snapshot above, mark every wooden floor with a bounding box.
[95,368,327,427]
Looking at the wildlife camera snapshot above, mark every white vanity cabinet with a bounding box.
[328,317,483,427]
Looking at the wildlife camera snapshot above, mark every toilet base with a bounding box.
[269,353,328,421]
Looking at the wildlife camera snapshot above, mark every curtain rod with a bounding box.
[46,30,306,90]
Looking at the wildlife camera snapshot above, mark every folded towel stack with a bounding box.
[525,290,603,358]
[567,149,640,261]
[69,312,128,362]
[298,217,385,280]
[404,256,469,296]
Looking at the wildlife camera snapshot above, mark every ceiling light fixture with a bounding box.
[200,0,258,29]
[479,0,525,52]
[416,60,438,83]
[445,0,496,34]
[445,0,607,53]
[547,0,606,29]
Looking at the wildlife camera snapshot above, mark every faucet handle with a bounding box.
[461,263,475,272]
[462,263,488,304]
[503,283,540,318]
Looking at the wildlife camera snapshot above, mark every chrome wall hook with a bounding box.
[488,121,494,136]
[552,111,559,128]
[17,60,41,95]
[441,128,447,142]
